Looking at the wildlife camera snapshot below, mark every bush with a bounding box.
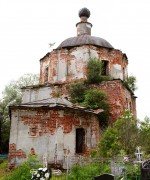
[98,110,138,157]
[3,155,42,180]
[82,89,109,110]
[68,163,111,180]
[123,75,137,92]
[86,57,104,84]
[68,83,110,127]
[68,82,87,103]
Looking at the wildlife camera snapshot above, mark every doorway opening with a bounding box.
[76,128,85,153]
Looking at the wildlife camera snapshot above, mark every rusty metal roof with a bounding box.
[10,98,103,115]
[56,35,113,49]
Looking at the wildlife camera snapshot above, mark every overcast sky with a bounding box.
[0,0,150,120]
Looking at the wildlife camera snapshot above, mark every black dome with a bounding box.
[56,35,113,49]
[79,8,90,18]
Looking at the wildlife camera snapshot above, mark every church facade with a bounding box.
[8,8,136,169]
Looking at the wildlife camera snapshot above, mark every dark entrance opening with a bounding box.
[101,60,109,76]
[44,67,49,83]
[76,128,85,153]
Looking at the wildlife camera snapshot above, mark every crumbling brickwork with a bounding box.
[21,79,136,123]
[40,45,128,84]
[9,7,137,169]
[8,143,26,169]
[9,108,99,168]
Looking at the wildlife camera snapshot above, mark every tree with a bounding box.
[68,82,87,103]
[86,57,104,84]
[139,117,150,154]
[2,73,39,105]
[98,110,139,157]
[114,110,138,154]
[123,75,137,92]
[83,89,109,110]
[0,73,39,153]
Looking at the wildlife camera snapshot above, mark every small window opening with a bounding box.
[129,102,132,111]
[101,60,109,76]
[126,98,128,109]
[123,67,125,80]
[76,128,85,153]
[44,67,49,83]
[29,127,37,137]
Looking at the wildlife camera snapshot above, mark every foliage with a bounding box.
[0,73,39,153]
[2,73,39,105]
[98,111,110,128]
[2,155,41,180]
[139,117,150,154]
[125,163,141,180]
[82,89,109,110]
[0,160,9,179]
[123,75,137,92]
[98,126,119,157]
[68,82,110,127]
[114,110,138,154]
[68,82,87,103]
[86,57,104,84]
[98,110,138,157]
[52,91,61,98]
[68,163,111,180]
[83,89,110,127]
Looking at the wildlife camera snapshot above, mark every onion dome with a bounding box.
[56,8,113,50]
[79,7,90,18]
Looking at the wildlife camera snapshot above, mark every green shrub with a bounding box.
[68,83,110,127]
[68,82,87,103]
[86,57,104,84]
[98,110,138,157]
[53,91,61,98]
[68,163,111,180]
[98,111,110,128]
[0,160,4,165]
[3,155,42,180]
[82,89,109,110]
[123,75,137,92]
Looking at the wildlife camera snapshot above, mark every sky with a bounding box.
[0,0,150,120]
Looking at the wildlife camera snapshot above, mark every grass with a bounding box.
[0,160,12,180]
[0,160,66,180]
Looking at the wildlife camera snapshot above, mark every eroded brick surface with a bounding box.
[8,143,26,161]
[40,45,128,84]
[20,109,99,141]
[97,80,135,123]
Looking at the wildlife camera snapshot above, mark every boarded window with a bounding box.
[102,60,109,76]
[76,128,85,153]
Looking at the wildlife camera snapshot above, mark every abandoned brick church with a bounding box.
[8,8,136,169]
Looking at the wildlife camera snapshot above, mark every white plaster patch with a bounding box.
[89,49,99,59]
[111,64,123,80]
[71,47,90,62]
